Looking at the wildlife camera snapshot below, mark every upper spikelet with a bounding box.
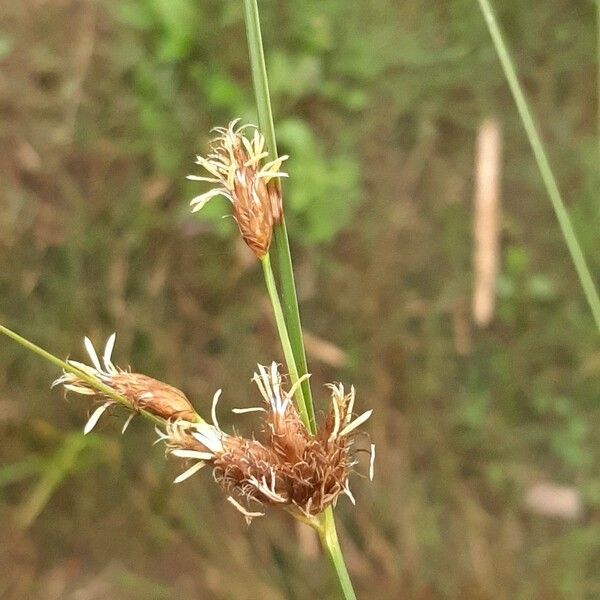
[188,120,287,257]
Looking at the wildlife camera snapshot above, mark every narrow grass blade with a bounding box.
[242,0,315,419]
[477,0,600,331]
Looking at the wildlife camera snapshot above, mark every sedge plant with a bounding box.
[0,6,373,599]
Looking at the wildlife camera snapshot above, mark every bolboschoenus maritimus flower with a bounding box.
[188,120,288,258]
[53,334,199,433]
[160,362,375,524]
[53,338,374,525]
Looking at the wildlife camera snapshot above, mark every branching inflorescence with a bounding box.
[51,119,374,543]
[54,336,374,525]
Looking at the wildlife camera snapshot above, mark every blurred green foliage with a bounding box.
[0,0,599,598]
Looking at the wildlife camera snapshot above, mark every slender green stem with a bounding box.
[243,5,357,598]
[318,508,357,600]
[242,0,314,415]
[477,0,600,331]
[261,254,315,432]
[0,324,166,427]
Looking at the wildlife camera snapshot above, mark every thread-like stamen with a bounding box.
[232,407,266,414]
[330,393,342,441]
[369,444,376,481]
[103,333,117,373]
[171,449,214,461]
[121,412,135,434]
[84,337,103,373]
[84,401,114,434]
[173,461,206,483]
[211,389,222,429]
[227,496,264,524]
[339,409,373,437]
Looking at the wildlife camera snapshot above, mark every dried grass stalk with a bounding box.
[473,118,502,327]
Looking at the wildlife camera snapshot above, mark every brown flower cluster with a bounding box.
[159,363,373,522]
[53,335,199,433]
[55,337,374,523]
[188,120,287,258]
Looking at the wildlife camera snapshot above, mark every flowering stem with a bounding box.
[260,254,315,433]
[243,0,315,417]
[477,0,600,332]
[0,323,169,428]
[318,508,357,600]
[243,4,357,598]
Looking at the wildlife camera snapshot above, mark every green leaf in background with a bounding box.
[277,119,361,244]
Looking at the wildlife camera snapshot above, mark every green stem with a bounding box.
[318,508,357,600]
[242,0,314,415]
[476,0,600,331]
[0,324,166,427]
[243,4,356,598]
[261,254,315,432]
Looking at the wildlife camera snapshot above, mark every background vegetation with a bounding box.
[0,0,598,598]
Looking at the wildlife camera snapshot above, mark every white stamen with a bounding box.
[250,476,286,503]
[329,392,341,441]
[64,383,96,395]
[153,426,168,445]
[260,171,289,183]
[103,333,116,373]
[339,409,373,437]
[232,407,266,414]
[270,362,286,414]
[191,426,223,453]
[369,444,376,481]
[287,373,311,401]
[211,389,222,429]
[186,175,221,183]
[171,449,214,461]
[121,412,135,434]
[227,496,264,524]
[346,386,356,425]
[67,360,97,376]
[252,368,270,404]
[84,401,113,434]
[173,461,206,483]
[344,485,356,505]
[190,188,227,212]
[84,337,102,373]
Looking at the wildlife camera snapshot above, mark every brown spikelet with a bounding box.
[108,373,197,421]
[53,335,200,429]
[231,163,275,257]
[189,120,288,258]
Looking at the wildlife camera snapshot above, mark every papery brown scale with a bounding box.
[213,437,283,502]
[231,171,274,258]
[110,373,198,422]
[209,425,353,515]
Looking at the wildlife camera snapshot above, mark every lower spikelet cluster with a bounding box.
[54,336,374,523]
[161,364,374,522]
